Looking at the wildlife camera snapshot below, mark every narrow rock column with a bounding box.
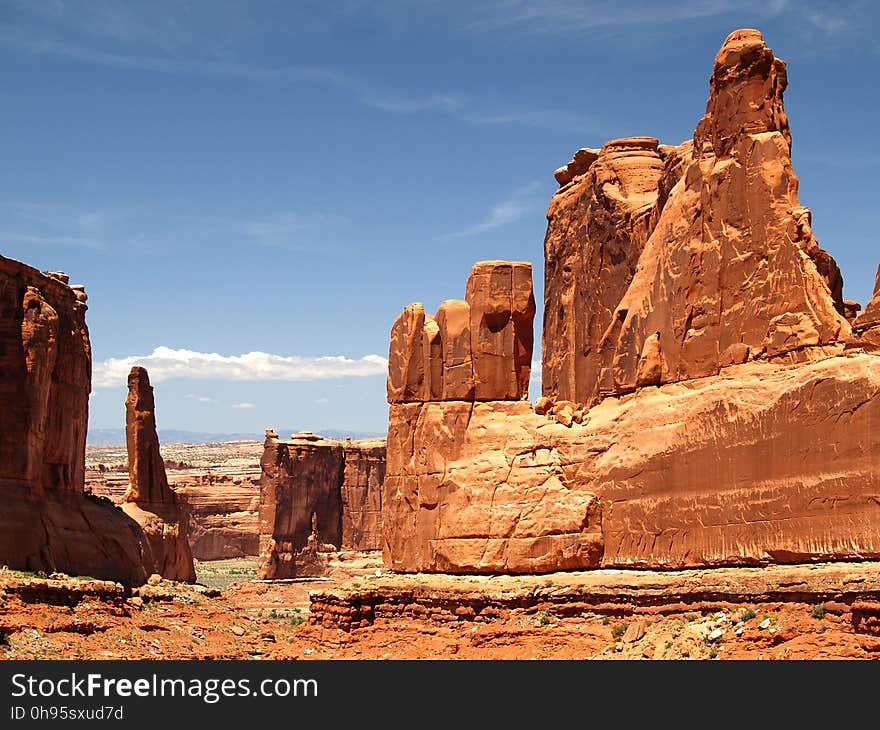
[121,366,196,581]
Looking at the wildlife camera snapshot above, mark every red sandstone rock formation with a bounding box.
[258,432,387,579]
[388,261,535,403]
[258,432,344,579]
[852,266,880,339]
[121,367,195,581]
[542,137,670,404]
[0,255,152,585]
[341,439,386,552]
[543,29,848,407]
[384,262,551,571]
[382,30,880,574]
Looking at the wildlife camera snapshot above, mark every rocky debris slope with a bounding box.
[120,366,196,581]
[0,255,152,585]
[381,30,880,574]
[258,432,386,579]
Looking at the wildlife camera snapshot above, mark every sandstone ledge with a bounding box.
[309,561,880,632]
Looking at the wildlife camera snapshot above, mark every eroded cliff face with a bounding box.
[341,440,386,552]
[382,29,880,574]
[0,255,152,585]
[382,261,590,572]
[542,138,673,405]
[121,367,196,582]
[258,432,388,578]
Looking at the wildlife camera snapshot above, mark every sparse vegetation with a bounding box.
[601,616,610,626]
[611,622,629,639]
[538,612,553,626]
[0,631,10,647]
[740,608,756,622]
[193,558,258,590]
[811,603,826,620]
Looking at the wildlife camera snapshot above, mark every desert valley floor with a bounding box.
[4,550,880,660]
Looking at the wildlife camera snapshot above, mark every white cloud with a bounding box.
[186,393,217,404]
[530,359,541,382]
[93,346,388,388]
[231,402,256,409]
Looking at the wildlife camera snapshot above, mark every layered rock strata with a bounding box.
[257,432,386,579]
[0,255,152,585]
[121,367,196,581]
[382,30,880,574]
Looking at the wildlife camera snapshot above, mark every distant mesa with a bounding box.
[257,429,386,579]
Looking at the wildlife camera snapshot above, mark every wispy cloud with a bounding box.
[0,201,114,249]
[93,346,388,388]
[440,182,546,238]
[0,200,346,254]
[231,402,256,409]
[464,0,789,32]
[0,12,591,132]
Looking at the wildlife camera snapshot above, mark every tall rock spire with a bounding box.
[125,366,174,503]
[121,366,195,581]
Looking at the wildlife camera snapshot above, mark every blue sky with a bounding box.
[1,1,877,437]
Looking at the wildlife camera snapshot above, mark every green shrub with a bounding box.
[611,622,629,639]
[811,603,826,620]
[740,608,756,622]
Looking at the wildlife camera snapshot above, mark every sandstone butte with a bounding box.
[120,366,196,582]
[258,430,386,579]
[0,255,154,584]
[383,29,880,574]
